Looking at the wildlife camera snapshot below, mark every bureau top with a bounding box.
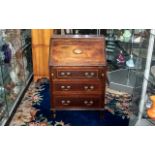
[49,35,107,67]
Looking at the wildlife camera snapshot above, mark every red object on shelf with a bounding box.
[116,51,125,64]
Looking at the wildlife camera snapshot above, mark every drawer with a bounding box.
[52,80,104,93]
[50,67,106,79]
[53,95,103,109]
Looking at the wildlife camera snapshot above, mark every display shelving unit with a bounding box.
[0,29,33,125]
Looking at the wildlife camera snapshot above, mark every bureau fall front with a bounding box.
[49,35,107,116]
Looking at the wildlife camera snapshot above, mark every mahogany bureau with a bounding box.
[49,35,107,116]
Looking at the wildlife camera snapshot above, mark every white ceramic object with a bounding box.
[8,42,16,56]
[119,35,124,41]
[13,86,21,94]
[134,36,142,43]
[15,64,20,74]
[10,70,20,84]
[126,55,135,68]
[23,56,27,70]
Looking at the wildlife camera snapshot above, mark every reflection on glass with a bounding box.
[0,29,32,125]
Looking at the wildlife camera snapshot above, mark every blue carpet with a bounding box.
[31,79,129,126]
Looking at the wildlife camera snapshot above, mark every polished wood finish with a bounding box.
[51,66,106,79]
[53,94,102,109]
[49,35,107,112]
[50,35,106,67]
[32,29,53,81]
[52,79,103,94]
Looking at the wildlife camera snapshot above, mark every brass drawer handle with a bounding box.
[84,100,88,104]
[90,86,94,90]
[89,101,94,104]
[66,72,71,76]
[90,72,95,76]
[85,72,89,76]
[84,100,94,106]
[61,86,65,89]
[101,73,104,77]
[61,100,65,104]
[84,72,95,78]
[60,72,65,76]
[67,100,71,104]
[61,100,71,105]
[84,86,89,90]
[67,86,71,89]
[84,85,94,90]
[61,85,71,91]
[60,72,71,76]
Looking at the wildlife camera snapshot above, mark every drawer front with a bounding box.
[50,67,106,79]
[53,95,103,109]
[52,80,103,93]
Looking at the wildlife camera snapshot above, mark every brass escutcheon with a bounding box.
[73,48,83,54]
